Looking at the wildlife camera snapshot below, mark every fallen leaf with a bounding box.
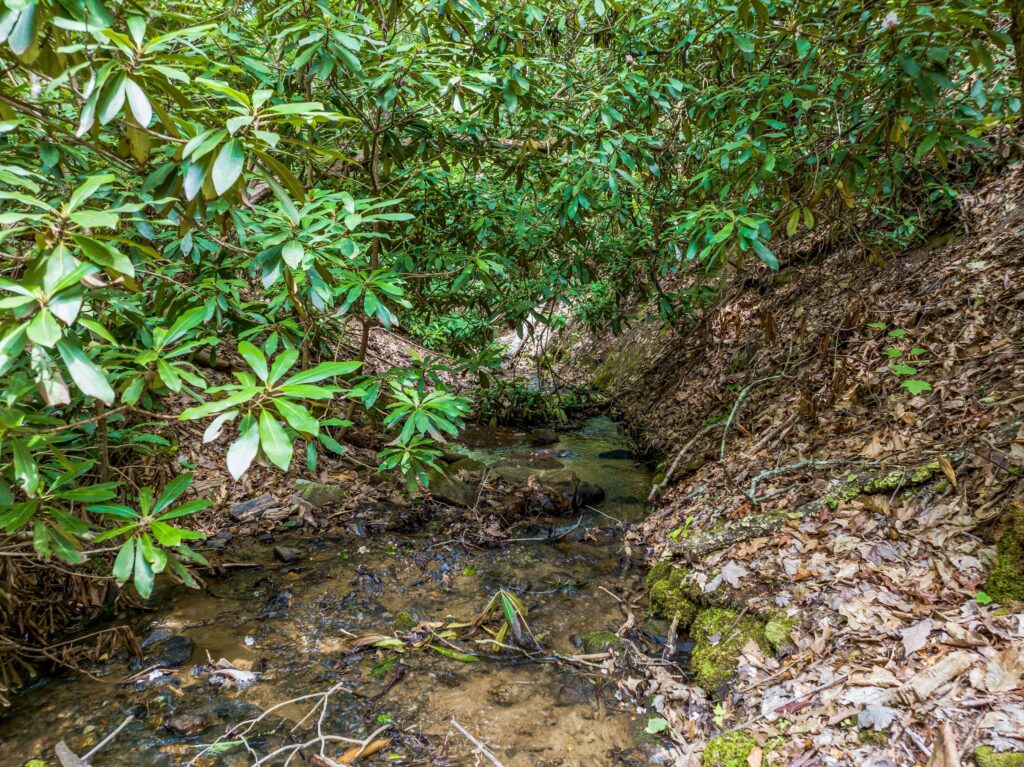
[901,618,933,656]
[747,745,763,767]
[340,738,390,763]
[983,646,1024,693]
[938,456,957,488]
[857,704,900,731]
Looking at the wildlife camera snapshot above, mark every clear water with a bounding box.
[0,417,655,767]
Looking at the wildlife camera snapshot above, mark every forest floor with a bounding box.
[558,165,1024,765]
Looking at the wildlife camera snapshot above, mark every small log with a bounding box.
[670,512,788,561]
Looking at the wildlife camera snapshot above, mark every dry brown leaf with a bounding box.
[938,455,957,488]
[340,738,390,763]
[747,745,763,767]
[983,646,1024,693]
[901,618,933,656]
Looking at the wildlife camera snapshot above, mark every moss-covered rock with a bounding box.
[394,610,417,631]
[702,731,757,767]
[984,502,1024,604]
[763,613,796,652]
[645,560,699,627]
[974,747,1024,767]
[690,608,768,695]
[580,630,621,653]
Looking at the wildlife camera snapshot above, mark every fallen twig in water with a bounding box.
[450,718,506,767]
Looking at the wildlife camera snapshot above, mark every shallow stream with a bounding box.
[0,417,659,767]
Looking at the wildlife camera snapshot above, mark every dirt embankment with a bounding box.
[565,167,1024,765]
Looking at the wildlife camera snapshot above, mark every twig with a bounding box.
[450,718,506,767]
[82,716,134,761]
[649,422,724,502]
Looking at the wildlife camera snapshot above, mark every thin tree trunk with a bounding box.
[1011,0,1024,119]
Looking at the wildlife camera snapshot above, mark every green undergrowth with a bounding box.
[974,747,1024,767]
[984,502,1024,604]
[702,731,757,767]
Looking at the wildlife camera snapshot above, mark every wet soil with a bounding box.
[0,418,658,767]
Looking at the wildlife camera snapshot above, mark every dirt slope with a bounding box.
[569,166,1024,765]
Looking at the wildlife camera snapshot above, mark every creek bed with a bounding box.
[0,417,664,767]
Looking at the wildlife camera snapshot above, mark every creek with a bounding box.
[0,417,667,767]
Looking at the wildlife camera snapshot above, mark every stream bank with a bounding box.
[0,417,676,767]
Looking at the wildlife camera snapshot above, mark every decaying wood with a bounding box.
[669,512,788,561]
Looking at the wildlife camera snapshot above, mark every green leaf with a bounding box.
[211,139,245,196]
[237,340,268,381]
[901,379,932,396]
[154,473,192,514]
[889,364,917,376]
[282,240,304,268]
[12,439,39,496]
[55,337,115,405]
[27,308,62,347]
[226,414,259,480]
[258,410,292,470]
[282,360,361,386]
[644,718,669,735]
[112,539,135,583]
[274,398,319,436]
[133,541,155,598]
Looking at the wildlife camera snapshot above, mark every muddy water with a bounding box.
[0,417,656,767]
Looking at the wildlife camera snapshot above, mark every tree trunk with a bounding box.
[1011,0,1024,116]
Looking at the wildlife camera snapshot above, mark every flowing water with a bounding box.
[0,417,659,767]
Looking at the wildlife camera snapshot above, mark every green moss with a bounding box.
[690,608,768,695]
[858,728,890,746]
[763,614,796,652]
[645,560,699,627]
[394,610,416,631]
[974,747,1024,767]
[580,630,621,653]
[984,503,1024,604]
[824,463,940,509]
[702,731,757,767]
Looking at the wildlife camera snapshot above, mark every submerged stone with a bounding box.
[528,428,560,446]
[157,635,194,668]
[273,545,302,563]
